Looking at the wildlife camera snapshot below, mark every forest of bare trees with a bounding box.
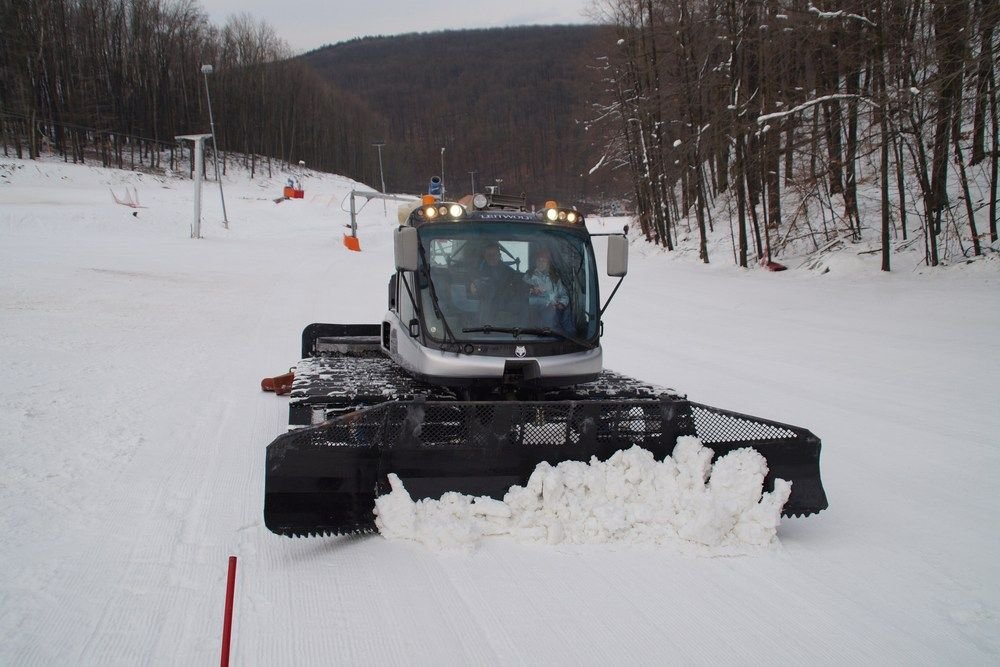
[0,0,375,178]
[590,0,999,270]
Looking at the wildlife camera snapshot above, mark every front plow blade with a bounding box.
[264,398,827,537]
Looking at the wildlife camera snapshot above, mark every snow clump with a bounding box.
[374,436,791,554]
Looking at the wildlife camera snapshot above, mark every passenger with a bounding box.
[526,248,570,331]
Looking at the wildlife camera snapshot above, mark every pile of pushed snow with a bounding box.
[374,437,791,554]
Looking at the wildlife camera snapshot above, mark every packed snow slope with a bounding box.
[1,158,998,664]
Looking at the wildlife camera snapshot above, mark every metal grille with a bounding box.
[690,404,798,443]
[303,399,807,452]
[303,399,698,453]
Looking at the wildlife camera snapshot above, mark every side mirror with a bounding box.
[607,235,628,277]
[394,226,419,271]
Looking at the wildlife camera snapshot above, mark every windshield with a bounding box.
[418,222,599,344]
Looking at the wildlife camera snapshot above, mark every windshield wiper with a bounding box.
[417,251,466,352]
[461,325,597,350]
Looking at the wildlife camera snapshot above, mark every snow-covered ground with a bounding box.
[1,157,998,664]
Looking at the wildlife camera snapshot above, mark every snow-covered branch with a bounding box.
[808,4,877,28]
[756,94,878,124]
[588,153,608,175]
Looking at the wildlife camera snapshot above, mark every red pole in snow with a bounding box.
[221,555,237,667]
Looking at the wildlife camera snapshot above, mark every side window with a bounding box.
[429,239,454,267]
[387,274,398,311]
[499,241,529,273]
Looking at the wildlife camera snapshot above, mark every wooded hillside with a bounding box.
[1,6,624,206]
[302,25,623,204]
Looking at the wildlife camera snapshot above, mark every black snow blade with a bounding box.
[263,397,828,537]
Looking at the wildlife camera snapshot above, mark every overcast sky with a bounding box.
[199,0,597,54]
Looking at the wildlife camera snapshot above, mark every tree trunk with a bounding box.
[877,19,890,271]
[971,0,997,165]
[844,69,861,239]
[989,67,999,242]
[953,138,982,255]
[736,133,748,268]
[894,131,908,240]
[928,0,969,234]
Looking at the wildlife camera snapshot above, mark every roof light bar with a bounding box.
[418,201,466,221]
[542,204,584,225]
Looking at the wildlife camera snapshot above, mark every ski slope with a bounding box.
[1,158,998,664]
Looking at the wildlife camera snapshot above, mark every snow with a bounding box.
[808,4,877,27]
[1,156,999,663]
[756,93,879,124]
[375,439,790,554]
[587,153,607,175]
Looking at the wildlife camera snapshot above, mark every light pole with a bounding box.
[372,141,386,193]
[201,64,229,228]
[440,146,445,195]
[468,170,477,194]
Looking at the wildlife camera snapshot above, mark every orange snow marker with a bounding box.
[343,234,361,252]
[261,370,295,395]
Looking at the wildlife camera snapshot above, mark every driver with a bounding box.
[469,242,522,326]
[469,243,516,298]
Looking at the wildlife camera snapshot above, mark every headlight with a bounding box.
[449,204,464,218]
[567,212,578,223]
[438,205,448,216]
[472,193,488,209]
[424,206,438,219]
[545,208,559,221]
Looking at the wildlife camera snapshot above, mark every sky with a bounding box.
[199,0,597,54]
